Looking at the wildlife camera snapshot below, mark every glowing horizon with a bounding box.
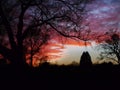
[49,41,99,65]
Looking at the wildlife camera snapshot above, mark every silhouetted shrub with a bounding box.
[80,51,92,68]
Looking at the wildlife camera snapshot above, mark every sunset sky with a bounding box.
[34,0,120,65]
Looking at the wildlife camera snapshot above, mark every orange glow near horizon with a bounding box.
[26,37,99,67]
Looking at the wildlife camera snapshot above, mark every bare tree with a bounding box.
[0,0,92,68]
[24,27,50,66]
[98,30,120,64]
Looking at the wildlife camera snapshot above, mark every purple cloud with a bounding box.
[86,0,120,32]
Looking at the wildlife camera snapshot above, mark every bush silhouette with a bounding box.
[80,51,92,68]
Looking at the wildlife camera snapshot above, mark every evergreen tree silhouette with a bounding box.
[80,51,92,68]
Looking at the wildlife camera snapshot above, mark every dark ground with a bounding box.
[0,63,120,90]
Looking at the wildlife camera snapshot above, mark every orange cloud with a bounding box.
[63,38,91,46]
[26,34,96,67]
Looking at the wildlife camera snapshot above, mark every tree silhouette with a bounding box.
[80,51,92,68]
[0,0,92,68]
[24,26,50,66]
[98,30,120,64]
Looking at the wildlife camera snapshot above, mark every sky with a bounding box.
[33,0,120,66]
[86,0,120,32]
[41,38,98,65]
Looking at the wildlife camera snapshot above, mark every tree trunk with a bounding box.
[0,47,27,68]
[11,47,27,68]
[116,53,120,64]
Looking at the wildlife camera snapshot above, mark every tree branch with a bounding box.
[47,22,80,39]
[17,4,28,45]
[0,3,16,49]
[22,15,68,39]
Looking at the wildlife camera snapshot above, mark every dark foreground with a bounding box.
[0,63,120,89]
